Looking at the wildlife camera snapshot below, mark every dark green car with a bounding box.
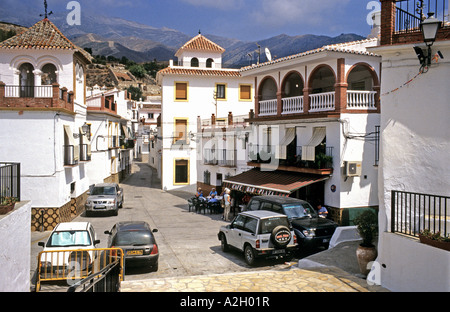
[245,195,338,249]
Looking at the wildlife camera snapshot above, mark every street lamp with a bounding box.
[73,122,90,138]
[414,13,442,68]
[420,13,441,46]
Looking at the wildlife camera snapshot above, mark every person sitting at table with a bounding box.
[209,188,218,197]
[196,188,205,200]
[208,194,219,204]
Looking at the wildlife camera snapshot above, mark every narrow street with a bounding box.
[31,161,317,287]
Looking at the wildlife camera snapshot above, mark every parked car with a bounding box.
[38,222,100,273]
[218,210,297,266]
[85,183,124,216]
[104,221,159,271]
[245,195,338,249]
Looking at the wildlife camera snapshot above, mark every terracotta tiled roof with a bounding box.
[240,38,379,73]
[175,34,225,57]
[0,18,92,63]
[158,66,241,77]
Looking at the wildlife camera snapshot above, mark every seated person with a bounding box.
[208,194,219,204]
[196,188,204,199]
[317,203,328,218]
[209,188,218,197]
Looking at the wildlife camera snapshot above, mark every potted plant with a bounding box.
[418,229,450,252]
[0,196,18,215]
[354,209,378,276]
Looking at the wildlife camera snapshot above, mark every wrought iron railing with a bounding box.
[395,0,449,33]
[0,162,20,202]
[391,190,449,238]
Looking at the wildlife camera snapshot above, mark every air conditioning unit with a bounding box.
[344,161,362,177]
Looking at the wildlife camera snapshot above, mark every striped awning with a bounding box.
[223,168,329,196]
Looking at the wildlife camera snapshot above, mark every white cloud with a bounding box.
[250,0,352,29]
[179,0,245,10]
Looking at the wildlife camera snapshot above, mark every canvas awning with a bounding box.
[275,127,296,160]
[223,168,329,196]
[301,127,326,161]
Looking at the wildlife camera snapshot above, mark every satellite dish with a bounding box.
[265,47,272,61]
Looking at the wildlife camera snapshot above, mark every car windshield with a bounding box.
[91,186,116,195]
[283,203,318,219]
[115,230,152,246]
[259,217,290,234]
[47,230,91,247]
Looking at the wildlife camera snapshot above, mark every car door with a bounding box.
[241,216,258,248]
[227,215,246,250]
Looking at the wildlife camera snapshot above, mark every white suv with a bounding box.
[218,210,297,265]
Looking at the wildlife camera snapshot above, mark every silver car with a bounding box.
[85,183,124,216]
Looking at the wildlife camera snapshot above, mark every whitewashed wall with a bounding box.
[375,41,450,291]
[0,201,31,292]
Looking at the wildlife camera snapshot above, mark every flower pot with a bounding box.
[0,203,15,215]
[356,245,377,276]
[419,234,450,252]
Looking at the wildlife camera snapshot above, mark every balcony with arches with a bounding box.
[254,61,380,119]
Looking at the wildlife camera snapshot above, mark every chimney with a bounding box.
[228,112,233,125]
[368,10,381,39]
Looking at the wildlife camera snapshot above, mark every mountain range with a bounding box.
[0,11,366,68]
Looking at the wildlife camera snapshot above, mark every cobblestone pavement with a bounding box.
[121,264,389,292]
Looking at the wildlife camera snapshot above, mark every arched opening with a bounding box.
[310,66,335,94]
[206,58,214,68]
[19,63,34,97]
[282,72,304,97]
[41,63,57,85]
[281,72,304,114]
[259,77,277,101]
[258,77,278,116]
[190,57,199,67]
[347,64,374,91]
[346,64,378,109]
[308,66,336,112]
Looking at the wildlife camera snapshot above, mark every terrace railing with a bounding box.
[391,190,449,238]
[0,162,20,202]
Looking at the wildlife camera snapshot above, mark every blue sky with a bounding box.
[1,0,380,41]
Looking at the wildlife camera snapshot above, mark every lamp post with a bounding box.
[420,13,441,65]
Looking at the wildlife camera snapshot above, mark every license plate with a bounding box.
[272,249,285,255]
[94,205,105,209]
[127,250,143,255]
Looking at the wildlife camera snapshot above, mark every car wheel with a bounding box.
[112,207,118,216]
[119,197,124,208]
[244,245,256,266]
[271,225,292,249]
[220,233,229,252]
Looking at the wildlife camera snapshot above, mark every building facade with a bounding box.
[0,19,135,231]
[224,38,382,225]
[371,0,450,292]
[156,34,254,192]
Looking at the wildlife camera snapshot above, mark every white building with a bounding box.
[196,112,254,196]
[0,18,92,230]
[85,87,135,184]
[226,37,382,225]
[370,0,450,292]
[156,34,254,192]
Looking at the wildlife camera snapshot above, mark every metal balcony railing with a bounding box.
[395,0,449,33]
[391,190,450,238]
[0,162,20,202]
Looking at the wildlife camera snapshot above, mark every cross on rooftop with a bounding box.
[40,0,53,19]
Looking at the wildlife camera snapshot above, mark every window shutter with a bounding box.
[176,83,187,100]
[240,85,251,100]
